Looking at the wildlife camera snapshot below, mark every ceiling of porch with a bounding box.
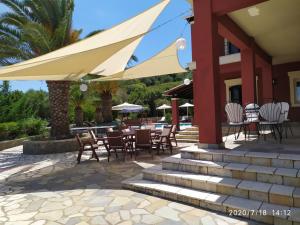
[229,0,300,65]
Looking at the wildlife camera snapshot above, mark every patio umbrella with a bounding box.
[112,102,144,112]
[156,104,171,116]
[180,103,194,117]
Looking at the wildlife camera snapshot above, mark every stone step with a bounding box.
[183,127,198,132]
[177,131,199,135]
[181,147,300,169]
[176,134,198,140]
[143,165,300,207]
[176,138,199,143]
[162,155,300,188]
[123,175,299,225]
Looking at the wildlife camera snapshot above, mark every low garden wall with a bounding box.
[23,138,78,155]
[0,137,28,151]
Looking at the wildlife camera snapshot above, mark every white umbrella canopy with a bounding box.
[112,102,143,112]
[180,103,194,117]
[156,104,171,116]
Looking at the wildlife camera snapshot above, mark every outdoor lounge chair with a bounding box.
[225,103,250,141]
[259,103,283,142]
[279,102,293,138]
[75,134,99,164]
[152,127,172,155]
[88,129,110,162]
[106,131,130,161]
[169,124,178,147]
[135,129,153,159]
[158,116,166,123]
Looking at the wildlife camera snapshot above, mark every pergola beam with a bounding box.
[218,15,272,64]
[212,0,268,15]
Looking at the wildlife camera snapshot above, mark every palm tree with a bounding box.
[0,0,81,139]
[70,84,85,126]
[86,30,138,123]
[90,81,119,123]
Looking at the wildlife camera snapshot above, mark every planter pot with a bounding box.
[23,138,78,155]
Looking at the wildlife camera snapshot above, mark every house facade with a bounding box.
[168,0,300,146]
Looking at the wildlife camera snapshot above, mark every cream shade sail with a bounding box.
[0,36,141,81]
[91,0,170,76]
[0,0,170,81]
[93,41,187,81]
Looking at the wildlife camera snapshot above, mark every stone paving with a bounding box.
[0,145,264,225]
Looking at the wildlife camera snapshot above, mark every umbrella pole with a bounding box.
[187,107,188,118]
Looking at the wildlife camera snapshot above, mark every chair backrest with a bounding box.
[135,129,151,145]
[75,134,83,147]
[259,103,282,122]
[245,103,260,122]
[279,102,289,120]
[88,129,97,142]
[225,103,244,123]
[161,127,171,137]
[107,131,123,148]
[171,124,177,134]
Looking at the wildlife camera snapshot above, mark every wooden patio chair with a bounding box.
[135,129,153,159]
[88,129,110,162]
[169,124,178,147]
[152,127,173,155]
[75,134,99,164]
[106,131,130,161]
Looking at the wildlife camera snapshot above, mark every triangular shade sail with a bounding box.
[93,41,186,81]
[0,0,170,81]
[0,36,140,81]
[91,0,170,76]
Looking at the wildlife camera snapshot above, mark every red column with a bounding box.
[192,0,223,147]
[171,98,180,131]
[241,46,256,105]
[261,63,273,103]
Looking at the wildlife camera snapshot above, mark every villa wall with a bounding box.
[217,61,300,122]
[273,61,300,122]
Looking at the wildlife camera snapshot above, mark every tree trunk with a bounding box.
[75,106,83,127]
[47,81,71,139]
[101,91,113,123]
[95,107,103,124]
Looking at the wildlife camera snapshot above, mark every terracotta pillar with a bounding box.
[171,98,180,131]
[241,45,256,105]
[192,0,223,148]
[261,63,273,103]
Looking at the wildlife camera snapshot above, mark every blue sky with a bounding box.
[0,0,192,92]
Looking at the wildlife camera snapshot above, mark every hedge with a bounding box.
[0,118,47,141]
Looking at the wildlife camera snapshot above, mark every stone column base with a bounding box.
[198,142,225,150]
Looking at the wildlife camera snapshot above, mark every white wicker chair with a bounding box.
[259,103,283,142]
[279,102,293,138]
[225,103,250,141]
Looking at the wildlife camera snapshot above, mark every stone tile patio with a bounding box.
[0,145,263,225]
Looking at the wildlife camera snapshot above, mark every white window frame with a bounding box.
[288,71,300,107]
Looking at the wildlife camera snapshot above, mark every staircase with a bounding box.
[176,127,199,143]
[123,147,300,224]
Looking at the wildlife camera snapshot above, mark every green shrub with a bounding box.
[0,122,19,141]
[18,118,47,136]
[165,113,172,124]
[0,118,47,141]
